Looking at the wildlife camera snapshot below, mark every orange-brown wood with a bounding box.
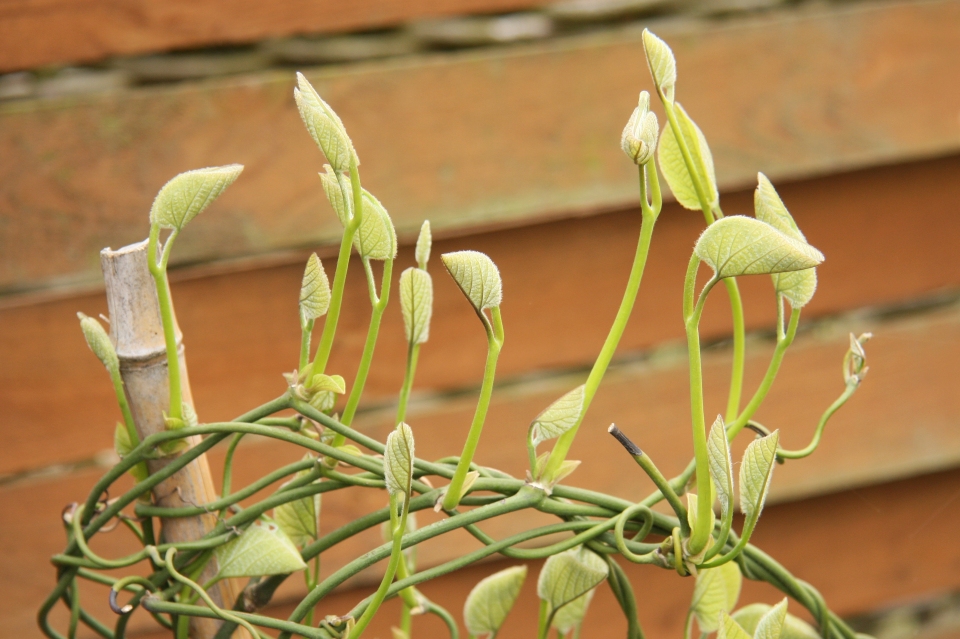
[3,157,959,477]
[2,1,958,295]
[0,0,555,72]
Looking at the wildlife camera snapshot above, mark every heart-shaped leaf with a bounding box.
[400,267,433,345]
[740,430,780,535]
[642,29,676,102]
[442,251,502,312]
[658,104,717,211]
[463,565,527,637]
[691,562,743,633]
[552,587,596,634]
[695,217,824,280]
[295,73,357,171]
[416,220,432,269]
[754,174,817,307]
[355,191,397,261]
[214,521,307,578]
[733,604,821,639]
[537,546,609,613]
[149,164,243,231]
[274,461,321,548]
[384,423,415,497]
[718,612,753,639]
[529,385,585,449]
[754,598,789,639]
[78,313,119,374]
[707,415,734,520]
[300,253,331,325]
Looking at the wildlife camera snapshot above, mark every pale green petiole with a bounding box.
[299,319,314,371]
[777,380,859,460]
[346,492,409,639]
[312,159,364,376]
[442,307,504,511]
[147,224,184,422]
[396,343,421,424]
[541,162,661,482]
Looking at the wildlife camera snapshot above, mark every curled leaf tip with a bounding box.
[441,250,502,312]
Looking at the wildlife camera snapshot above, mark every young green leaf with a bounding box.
[718,612,754,639]
[732,604,821,639]
[755,173,817,307]
[642,29,676,102]
[399,267,433,345]
[463,565,527,637]
[685,492,715,542]
[529,385,585,449]
[214,521,307,578]
[754,598,789,639]
[739,430,780,532]
[319,165,353,225]
[355,190,397,261]
[307,373,346,394]
[707,415,734,520]
[416,220,432,269]
[537,546,609,613]
[309,390,336,413]
[384,423,415,497]
[658,104,717,211]
[78,313,119,375]
[690,562,743,633]
[295,73,357,172]
[274,461,321,548]
[300,253,331,326]
[149,164,243,231]
[441,251,502,313]
[621,91,660,165]
[695,216,824,280]
[551,587,596,634]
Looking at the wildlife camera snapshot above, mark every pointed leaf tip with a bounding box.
[642,29,676,102]
[300,253,331,324]
[463,565,527,636]
[695,216,824,280]
[400,267,433,345]
[416,220,432,268]
[149,164,243,231]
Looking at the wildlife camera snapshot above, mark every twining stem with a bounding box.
[542,163,661,481]
[778,381,859,459]
[147,224,183,421]
[313,159,364,375]
[346,492,409,639]
[443,307,504,510]
[397,343,421,424]
[334,257,394,446]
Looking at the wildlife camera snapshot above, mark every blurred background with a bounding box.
[2,0,959,637]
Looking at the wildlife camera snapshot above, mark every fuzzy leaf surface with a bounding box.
[274,461,321,548]
[149,165,243,231]
[718,612,753,639]
[463,565,527,636]
[78,313,119,374]
[300,253,331,324]
[214,521,306,578]
[707,415,734,518]
[416,220,432,268]
[695,217,824,279]
[295,73,356,171]
[733,604,821,639]
[384,423,415,497]
[537,546,609,612]
[400,267,433,345]
[355,191,397,260]
[658,104,717,211]
[739,431,780,530]
[642,29,676,102]
[552,588,596,633]
[442,251,502,311]
[691,562,743,633]
[529,385,585,448]
[754,598,789,639]
[754,173,817,307]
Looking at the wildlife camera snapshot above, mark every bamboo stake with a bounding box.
[101,240,246,639]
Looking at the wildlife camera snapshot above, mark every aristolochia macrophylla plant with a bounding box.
[44,31,874,639]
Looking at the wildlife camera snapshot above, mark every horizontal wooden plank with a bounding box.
[2,0,958,296]
[0,0,558,73]
[10,459,960,637]
[3,156,959,477]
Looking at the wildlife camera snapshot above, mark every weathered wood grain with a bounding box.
[0,0,556,72]
[3,157,958,476]
[2,0,958,296]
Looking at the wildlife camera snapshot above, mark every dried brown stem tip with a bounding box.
[607,424,642,456]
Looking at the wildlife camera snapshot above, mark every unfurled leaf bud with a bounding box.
[707,415,734,520]
[844,332,872,384]
[529,385,585,449]
[306,373,346,395]
[78,313,119,375]
[642,29,676,102]
[384,423,415,497]
[658,104,717,211]
[691,562,742,633]
[400,267,433,345]
[463,565,527,637]
[621,91,660,165]
[537,546,608,613]
[695,217,824,280]
[356,190,397,261]
[295,73,357,171]
[753,598,788,639]
[718,612,753,639]
[149,165,243,231]
[416,220,432,269]
[739,430,779,529]
[300,253,331,327]
[441,251,502,313]
[733,603,821,639]
[319,165,353,225]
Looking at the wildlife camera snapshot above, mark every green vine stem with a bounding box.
[542,161,661,481]
[442,306,504,510]
[397,342,421,424]
[146,224,183,421]
[312,159,365,376]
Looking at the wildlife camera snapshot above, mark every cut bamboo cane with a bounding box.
[101,239,246,639]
